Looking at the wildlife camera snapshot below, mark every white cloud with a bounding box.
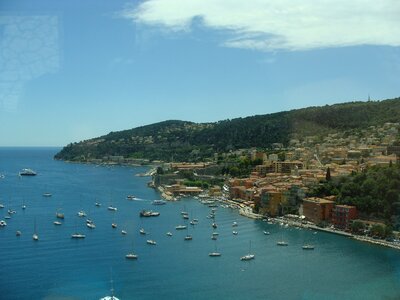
[122,0,400,51]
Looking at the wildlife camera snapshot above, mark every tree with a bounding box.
[351,220,365,234]
[325,167,331,181]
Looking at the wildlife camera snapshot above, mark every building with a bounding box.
[332,205,357,230]
[302,197,334,224]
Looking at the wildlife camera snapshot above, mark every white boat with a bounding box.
[0,203,4,208]
[146,240,156,245]
[139,228,146,234]
[87,223,96,229]
[212,223,218,229]
[95,202,101,207]
[232,222,238,227]
[100,271,120,300]
[277,241,288,246]
[152,199,166,205]
[111,223,117,228]
[108,206,117,211]
[233,231,238,235]
[19,168,37,176]
[4,215,11,219]
[43,193,52,197]
[71,233,86,239]
[125,253,138,259]
[263,231,270,235]
[121,230,127,235]
[16,230,21,236]
[53,221,62,225]
[209,242,221,257]
[126,195,136,200]
[240,241,255,261]
[33,219,39,241]
[166,232,173,236]
[0,220,7,226]
[77,211,86,217]
[302,244,315,250]
[175,225,187,230]
[56,210,65,219]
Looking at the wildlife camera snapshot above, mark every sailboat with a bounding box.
[100,270,120,300]
[184,226,192,241]
[276,231,289,246]
[32,218,39,241]
[125,235,138,259]
[240,241,255,261]
[71,221,86,238]
[209,241,221,257]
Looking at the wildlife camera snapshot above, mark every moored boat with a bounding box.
[19,168,37,176]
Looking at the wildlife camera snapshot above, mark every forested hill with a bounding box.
[55,97,400,162]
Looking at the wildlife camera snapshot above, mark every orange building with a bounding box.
[332,205,357,230]
[302,197,334,224]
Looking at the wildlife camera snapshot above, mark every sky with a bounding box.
[0,0,399,146]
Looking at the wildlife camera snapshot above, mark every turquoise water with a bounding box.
[0,148,399,300]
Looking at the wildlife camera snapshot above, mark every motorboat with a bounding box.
[121,230,127,235]
[43,193,52,197]
[263,231,270,235]
[108,206,117,211]
[19,168,37,176]
[184,235,193,241]
[111,223,117,228]
[87,223,96,229]
[152,200,166,205]
[302,244,315,250]
[126,195,136,200]
[71,233,86,239]
[54,221,62,225]
[125,253,138,259]
[139,228,146,234]
[77,211,87,217]
[166,232,173,236]
[277,241,289,246]
[232,231,238,235]
[209,252,221,257]
[16,230,21,236]
[95,202,101,207]
[146,240,156,245]
[175,225,187,230]
[232,222,238,227]
[56,212,65,219]
[0,203,4,208]
[240,254,255,261]
[139,210,160,217]
[0,220,7,226]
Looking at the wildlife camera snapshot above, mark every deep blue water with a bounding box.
[0,147,399,300]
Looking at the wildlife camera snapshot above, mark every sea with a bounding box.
[0,147,399,300]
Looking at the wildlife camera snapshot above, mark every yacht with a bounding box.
[77,211,86,217]
[232,231,238,235]
[139,228,146,234]
[146,240,156,245]
[232,222,238,227]
[184,234,193,241]
[111,223,117,228]
[166,232,173,237]
[95,202,101,207]
[209,252,221,257]
[16,230,21,236]
[121,230,127,235]
[19,168,37,176]
[100,273,120,300]
[182,214,189,220]
[0,203,4,208]
[54,221,62,225]
[263,231,270,235]
[175,225,187,230]
[43,193,52,197]
[0,220,7,226]
[212,223,218,229]
[139,210,160,217]
[125,253,138,259]
[126,195,136,200]
[56,211,65,219]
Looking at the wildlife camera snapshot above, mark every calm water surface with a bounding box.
[0,148,399,300]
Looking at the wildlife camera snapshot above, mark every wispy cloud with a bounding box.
[121,0,400,51]
[0,16,60,112]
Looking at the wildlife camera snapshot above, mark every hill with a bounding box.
[54,97,400,162]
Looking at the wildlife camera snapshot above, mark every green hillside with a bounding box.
[55,97,400,162]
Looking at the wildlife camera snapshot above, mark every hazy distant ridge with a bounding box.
[55,97,400,162]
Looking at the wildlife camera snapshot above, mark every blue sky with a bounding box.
[0,0,399,146]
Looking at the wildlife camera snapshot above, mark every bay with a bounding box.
[0,148,399,300]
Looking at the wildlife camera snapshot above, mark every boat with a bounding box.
[184,227,192,241]
[8,209,16,215]
[108,206,117,211]
[111,223,117,228]
[4,215,11,219]
[100,270,120,300]
[0,203,4,208]
[139,210,160,217]
[139,228,146,234]
[146,240,156,245]
[125,253,138,259]
[209,242,221,257]
[16,230,21,236]
[53,221,62,225]
[126,195,136,200]
[232,221,238,227]
[33,219,39,241]
[152,200,166,205]
[121,230,127,235]
[166,232,173,236]
[232,231,238,235]
[175,225,187,230]
[95,202,101,207]
[0,220,7,226]
[42,193,52,197]
[77,211,86,217]
[19,168,37,176]
[240,241,255,261]
[302,244,315,250]
[277,241,288,246]
[182,214,189,220]
[87,223,96,229]
[263,231,270,235]
[56,210,65,219]
[212,223,218,229]
[71,233,86,239]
